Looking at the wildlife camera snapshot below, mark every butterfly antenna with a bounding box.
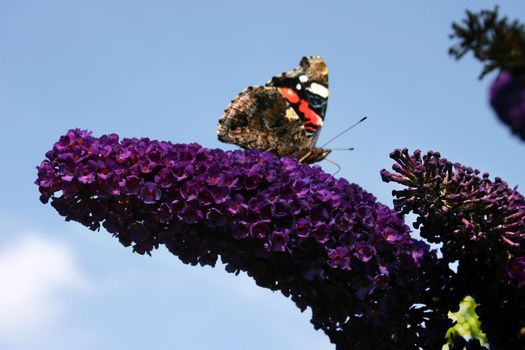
[320,116,367,148]
[324,157,341,176]
[332,147,354,151]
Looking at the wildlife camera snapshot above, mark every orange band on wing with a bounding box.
[278,87,321,133]
[298,100,321,132]
[278,87,300,104]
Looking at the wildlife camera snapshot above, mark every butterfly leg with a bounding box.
[299,150,313,163]
[324,157,341,176]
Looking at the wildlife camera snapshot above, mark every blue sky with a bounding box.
[0,1,523,349]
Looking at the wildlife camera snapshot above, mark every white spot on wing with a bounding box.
[307,83,329,98]
[299,75,308,83]
[296,83,302,90]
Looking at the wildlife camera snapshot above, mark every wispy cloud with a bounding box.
[0,233,90,345]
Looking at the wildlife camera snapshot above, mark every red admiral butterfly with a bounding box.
[217,56,331,164]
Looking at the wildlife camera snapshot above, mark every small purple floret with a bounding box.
[139,182,161,204]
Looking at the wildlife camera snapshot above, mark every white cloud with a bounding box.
[0,234,90,343]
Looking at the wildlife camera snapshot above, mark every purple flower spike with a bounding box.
[36,129,450,349]
[490,72,525,140]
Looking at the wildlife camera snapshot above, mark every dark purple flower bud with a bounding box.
[246,197,260,212]
[312,222,329,244]
[232,221,250,240]
[55,134,73,151]
[508,257,525,288]
[291,179,309,198]
[356,204,374,228]
[116,148,132,163]
[265,230,289,252]
[217,172,239,189]
[289,197,306,215]
[102,212,123,234]
[138,159,157,174]
[197,190,214,206]
[309,206,329,222]
[128,222,149,242]
[58,159,77,182]
[205,166,221,186]
[125,175,142,195]
[273,199,289,218]
[244,166,264,191]
[155,168,176,189]
[161,150,178,167]
[157,203,173,224]
[180,205,203,224]
[98,144,113,159]
[180,181,201,202]
[170,199,185,216]
[490,72,525,140]
[205,208,225,228]
[172,163,193,181]
[36,161,57,188]
[355,243,376,263]
[315,188,340,206]
[330,213,354,232]
[280,157,298,173]
[139,182,161,204]
[209,186,228,204]
[302,267,325,281]
[294,218,311,238]
[224,194,245,216]
[259,203,274,220]
[382,227,403,244]
[354,280,372,300]
[327,247,351,270]
[250,220,271,239]
[106,176,126,196]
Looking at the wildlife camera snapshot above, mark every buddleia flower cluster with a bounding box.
[381,149,525,349]
[450,7,525,140]
[490,72,525,140]
[36,129,452,349]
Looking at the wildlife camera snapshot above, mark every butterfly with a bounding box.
[217,56,331,164]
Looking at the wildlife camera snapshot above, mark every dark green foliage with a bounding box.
[450,7,525,78]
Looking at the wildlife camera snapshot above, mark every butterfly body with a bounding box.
[217,56,330,164]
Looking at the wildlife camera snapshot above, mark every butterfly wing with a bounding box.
[217,86,313,159]
[217,56,331,163]
[267,56,329,146]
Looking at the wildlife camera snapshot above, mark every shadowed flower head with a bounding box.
[36,129,449,349]
[382,148,525,348]
[490,71,525,140]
